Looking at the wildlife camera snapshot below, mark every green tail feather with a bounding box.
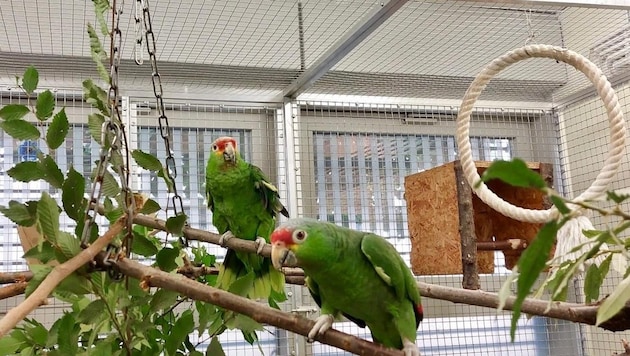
[216,249,286,305]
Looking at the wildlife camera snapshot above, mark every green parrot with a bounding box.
[270,218,423,356]
[205,136,288,305]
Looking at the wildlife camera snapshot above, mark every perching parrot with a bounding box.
[205,136,288,306]
[270,218,423,356]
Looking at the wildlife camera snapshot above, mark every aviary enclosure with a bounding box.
[0,0,630,355]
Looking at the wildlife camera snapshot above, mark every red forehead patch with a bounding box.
[214,137,237,150]
[270,228,293,245]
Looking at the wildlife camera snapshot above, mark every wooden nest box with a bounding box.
[404,160,554,286]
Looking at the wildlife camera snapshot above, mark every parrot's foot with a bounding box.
[402,339,420,356]
[219,231,235,246]
[254,236,266,254]
[307,314,334,343]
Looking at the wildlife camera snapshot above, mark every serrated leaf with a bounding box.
[131,230,159,257]
[22,66,39,94]
[46,108,69,149]
[0,120,40,140]
[58,313,79,355]
[480,158,547,189]
[165,310,194,356]
[227,272,255,297]
[206,337,226,356]
[0,200,37,226]
[101,170,121,197]
[511,221,557,340]
[156,247,179,272]
[35,90,55,121]
[149,288,179,313]
[0,336,23,355]
[39,154,64,189]
[87,23,110,83]
[62,167,85,221]
[166,214,187,237]
[77,299,107,324]
[8,161,44,183]
[87,113,106,144]
[83,80,109,117]
[196,301,218,334]
[93,0,111,35]
[550,195,571,215]
[37,191,60,243]
[25,265,53,297]
[23,319,47,346]
[597,274,630,325]
[132,149,163,171]
[0,104,31,121]
[140,199,161,215]
[56,232,80,260]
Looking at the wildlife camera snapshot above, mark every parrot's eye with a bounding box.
[292,229,307,243]
[212,144,218,151]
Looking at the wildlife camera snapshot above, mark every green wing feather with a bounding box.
[250,164,289,219]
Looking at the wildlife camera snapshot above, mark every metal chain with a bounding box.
[140,0,186,223]
[81,0,135,280]
[133,0,143,65]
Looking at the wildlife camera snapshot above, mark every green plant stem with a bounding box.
[91,281,133,356]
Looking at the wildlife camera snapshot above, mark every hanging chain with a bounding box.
[133,0,144,65]
[81,0,135,279]
[139,0,186,223]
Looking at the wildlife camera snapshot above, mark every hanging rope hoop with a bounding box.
[456,44,626,224]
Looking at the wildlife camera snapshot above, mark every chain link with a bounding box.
[133,0,144,65]
[81,0,135,279]
[140,0,186,223]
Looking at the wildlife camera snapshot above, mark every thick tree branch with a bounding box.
[0,217,126,337]
[114,256,404,356]
[0,283,27,300]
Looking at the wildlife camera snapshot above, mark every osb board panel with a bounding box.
[405,162,494,276]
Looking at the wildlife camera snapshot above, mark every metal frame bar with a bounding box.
[282,0,409,99]
[453,0,630,9]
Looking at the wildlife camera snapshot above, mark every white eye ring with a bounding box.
[292,229,307,243]
[212,144,218,151]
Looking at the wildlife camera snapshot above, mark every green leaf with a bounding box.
[83,79,109,117]
[606,190,630,204]
[226,314,263,333]
[93,0,111,35]
[35,90,55,121]
[101,170,121,197]
[140,199,161,215]
[550,195,571,215]
[25,265,53,297]
[46,108,69,149]
[56,231,81,260]
[584,263,603,304]
[165,310,194,356]
[480,158,547,189]
[132,149,163,171]
[596,274,630,325]
[22,66,39,94]
[227,272,255,297]
[57,313,79,355]
[131,230,159,257]
[149,288,179,312]
[511,221,557,340]
[206,337,226,356]
[0,120,40,140]
[8,161,45,183]
[39,154,64,189]
[196,301,218,333]
[0,200,37,226]
[37,191,60,243]
[62,167,85,221]
[165,214,187,237]
[156,247,179,272]
[23,319,47,346]
[0,336,23,355]
[0,104,30,121]
[77,299,108,324]
[87,23,110,83]
[87,113,106,144]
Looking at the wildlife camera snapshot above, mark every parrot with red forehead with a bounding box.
[270,218,423,356]
[205,136,288,306]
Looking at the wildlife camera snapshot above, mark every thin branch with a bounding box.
[0,283,27,300]
[0,271,33,285]
[114,256,404,356]
[0,217,126,337]
[614,339,630,356]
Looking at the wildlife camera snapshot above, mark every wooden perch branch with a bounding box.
[0,217,126,337]
[114,256,403,356]
[0,283,27,300]
[0,271,33,285]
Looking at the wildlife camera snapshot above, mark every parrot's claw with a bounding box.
[307,314,334,343]
[219,231,235,246]
[254,237,266,254]
[402,339,420,356]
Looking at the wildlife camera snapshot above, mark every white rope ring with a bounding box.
[456,44,626,224]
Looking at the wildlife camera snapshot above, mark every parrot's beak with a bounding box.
[271,241,297,270]
[223,143,236,163]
